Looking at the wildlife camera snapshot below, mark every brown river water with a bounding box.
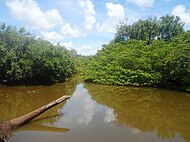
[0,76,190,142]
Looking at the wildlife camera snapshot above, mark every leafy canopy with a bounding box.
[81,15,190,92]
[0,22,76,84]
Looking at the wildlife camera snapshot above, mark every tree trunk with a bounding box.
[0,95,70,142]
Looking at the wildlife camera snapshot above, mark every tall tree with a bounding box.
[145,16,159,45]
[159,15,184,41]
[114,20,128,42]
[114,15,184,44]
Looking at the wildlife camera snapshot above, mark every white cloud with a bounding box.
[6,0,63,30]
[44,9,63,27]
[59,42,97,55]
[126,0,155,8]
[61,23,80,38]
[41,31,64,43]
[172,5,190,25]
[78,0,96,33]
[97,3,125,33]
[59,41,74,50]
[106,3,125,18]
[77,45,97,55]
[125,9,142,25]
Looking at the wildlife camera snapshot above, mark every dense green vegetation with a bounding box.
[0,15,189,92]
[0,22,76,84]
[82,15,190,92]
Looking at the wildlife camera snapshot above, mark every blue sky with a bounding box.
[0,0,190,55]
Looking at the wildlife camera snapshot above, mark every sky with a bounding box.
[0,0,190,55]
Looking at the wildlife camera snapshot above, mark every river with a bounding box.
[0,76,190,142]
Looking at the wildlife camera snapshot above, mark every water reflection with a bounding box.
[50,84,115,128]
[0,76,78,121]
[0,78,190,142]
[85,83,190,142]
[104,107,115,123]
[35,82,187,142]
[65,84,95,126]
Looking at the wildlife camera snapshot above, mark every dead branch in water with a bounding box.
[0,95,70,142]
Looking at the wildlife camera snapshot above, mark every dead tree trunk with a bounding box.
[9,95,70,129]
[0,95,70,142]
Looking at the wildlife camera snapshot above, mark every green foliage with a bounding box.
[81,15,189,92]
[74,55,92,74]
[159,15,184,41]
[0,22,76,84]
[161,32,190,91]
[114,15,184,44]
[82,32,190,92]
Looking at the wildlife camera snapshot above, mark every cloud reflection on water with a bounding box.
[48,83,116,129]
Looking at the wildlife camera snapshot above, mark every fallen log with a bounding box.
[0,95,70,142]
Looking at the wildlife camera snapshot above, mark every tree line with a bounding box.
[82,15,190,92]
[114,15,184,44]
[0,22,76,84]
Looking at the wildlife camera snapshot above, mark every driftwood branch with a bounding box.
[0,95,70,142]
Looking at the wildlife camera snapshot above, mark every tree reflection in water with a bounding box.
[85,83,190,142]
[0,78,189,142]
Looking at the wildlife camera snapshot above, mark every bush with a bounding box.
[0,23,76,84]
[82,32,190,92]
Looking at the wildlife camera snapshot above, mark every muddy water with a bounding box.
[0,77,190,142]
